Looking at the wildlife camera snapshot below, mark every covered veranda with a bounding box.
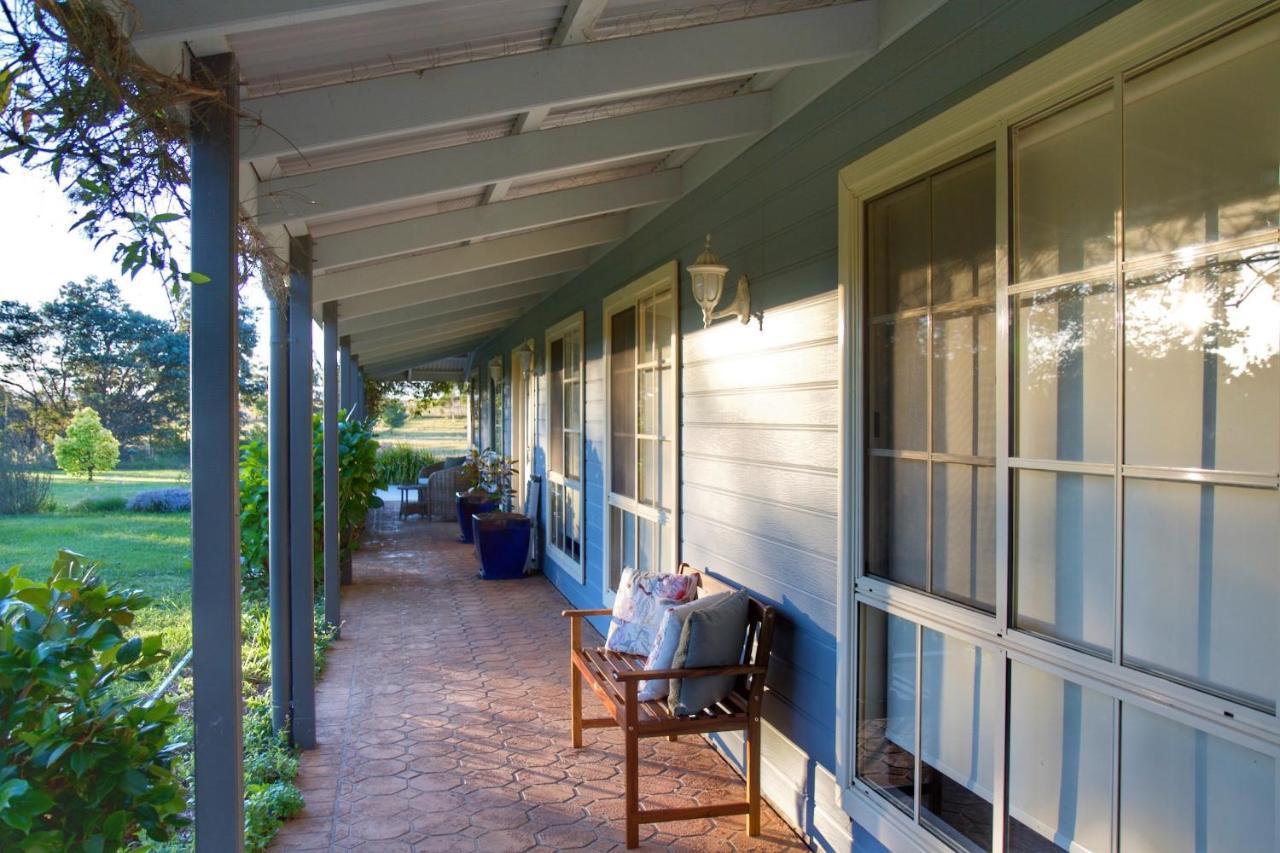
[133,1,891,849]
[270,511,806,852]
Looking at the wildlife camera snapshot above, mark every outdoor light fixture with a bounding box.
[488,358,504,384]
[687,234,757,328]
[514,341,535,377]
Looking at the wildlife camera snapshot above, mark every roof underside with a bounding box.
[127,0,884,377]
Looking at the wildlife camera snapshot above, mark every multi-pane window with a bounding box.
[856,12,1279,853]
[605,264,677,593]
[546,316,584,573]
[865,150,997,613]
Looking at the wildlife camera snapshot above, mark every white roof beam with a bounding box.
[257,94,768,229]
[341,275,562,337]
[354,313,520,360]
[337,252,586,322]
[485,0,608,204]
[367,337,494,375]
[347,293,545,348]
[316,170,679,270]
[129,0,449,54]
[239,3,877,168]
[315,215,625,303]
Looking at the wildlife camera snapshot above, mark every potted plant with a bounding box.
[454,448,501,543]
[467,452,532,580]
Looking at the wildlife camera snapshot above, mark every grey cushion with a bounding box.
[667,589,749,716]
[637,591,732,701]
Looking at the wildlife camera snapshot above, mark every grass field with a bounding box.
[373,412,469,456]
[0,511,192,654]
[46,467,188,508]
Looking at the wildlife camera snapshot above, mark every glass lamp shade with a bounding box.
[687,234,729,327]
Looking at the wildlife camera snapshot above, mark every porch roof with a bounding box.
[125,0,883,377]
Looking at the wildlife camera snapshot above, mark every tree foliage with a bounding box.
[0,276,260,450]
[53,406,118,480]
[379,398,408,429]
[0,550,188,851]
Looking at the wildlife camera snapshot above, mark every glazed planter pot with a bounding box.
[472,512,533,580]
[455,491,498,543]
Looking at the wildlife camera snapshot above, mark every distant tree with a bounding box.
[380,398,409,429]
[0,277,263,449]
[53,407,119,480]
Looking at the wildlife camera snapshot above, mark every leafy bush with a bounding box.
[374,443,436,486]
[53,407,120,481]
[126,488,191,513]
[379,398,408,429]
[0,551,188,851]
[70,496,129,513]
[0,453,50,515]
[240,411,387,601]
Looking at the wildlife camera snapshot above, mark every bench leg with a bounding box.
[624,682,640,849]
[570,661,583,748]
[746,715,761,836]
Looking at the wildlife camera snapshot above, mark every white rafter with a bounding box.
[238,3,877,170]
[337,253,586,323]
[316,170,679,271]
[257,94,768,230]
[315,215,625,303]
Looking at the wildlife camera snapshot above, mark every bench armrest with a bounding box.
[610,663,767,683]
[561,608,612,618]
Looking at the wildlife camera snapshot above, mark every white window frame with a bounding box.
[836,2,1280,850]
[602,261,681,603]
[545,313,586,581]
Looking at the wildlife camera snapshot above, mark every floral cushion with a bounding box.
[604,568,700,655]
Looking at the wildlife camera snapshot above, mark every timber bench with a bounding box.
[562,565,776,848]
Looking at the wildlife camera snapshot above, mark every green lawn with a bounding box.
[0,511,192,655]
[47,467,188,508]
[373,413,469,456]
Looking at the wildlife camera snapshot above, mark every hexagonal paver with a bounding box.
[270,515,805,852]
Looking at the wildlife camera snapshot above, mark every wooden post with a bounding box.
[267,292,292,734]
[570,619,583,749]
[321,301,340,633]
[189,51,244,853]
[288,235,316,749]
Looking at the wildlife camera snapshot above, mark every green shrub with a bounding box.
[0,551,188,851]
[0,453,50,515]
[374,443,436,486]
[379,398,408,429]
[239,411,387,602]
[70,495,129,513]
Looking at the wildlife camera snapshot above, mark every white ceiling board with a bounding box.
[238,3,876,168]
[315,170,680,270]
[336,252,587,321]
[315,215,625,302]
[255,93,770,228]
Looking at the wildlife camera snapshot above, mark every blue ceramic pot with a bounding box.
[455,492,498,543]
[472,512,532,580]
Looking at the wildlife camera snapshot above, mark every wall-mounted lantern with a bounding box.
[687,234,758,328]
[488,357,504,385]
[513,341,535,378]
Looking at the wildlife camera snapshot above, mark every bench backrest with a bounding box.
[677,562,776,707]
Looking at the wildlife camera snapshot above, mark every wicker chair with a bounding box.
[422,459,466,520]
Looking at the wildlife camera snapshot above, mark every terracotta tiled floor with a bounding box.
[271,511,807,852]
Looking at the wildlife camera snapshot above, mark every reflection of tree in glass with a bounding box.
[1125,248,1278,381]
[1019,281,1115,386]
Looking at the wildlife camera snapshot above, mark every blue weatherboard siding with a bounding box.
[473,0,1140,846]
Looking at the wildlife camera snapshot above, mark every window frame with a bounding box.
[602,260,681,602]
[836,2,1280,850]
[545,312,586,581]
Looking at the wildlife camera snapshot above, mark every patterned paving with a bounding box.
[271,511,807,852]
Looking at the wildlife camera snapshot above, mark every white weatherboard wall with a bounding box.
[682,292,847,847]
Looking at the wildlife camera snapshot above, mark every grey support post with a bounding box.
[189,52,244,853]
[321,301,340,632]
[339,337,353,413]
[267,292,292,735]
[287,235,316,749]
